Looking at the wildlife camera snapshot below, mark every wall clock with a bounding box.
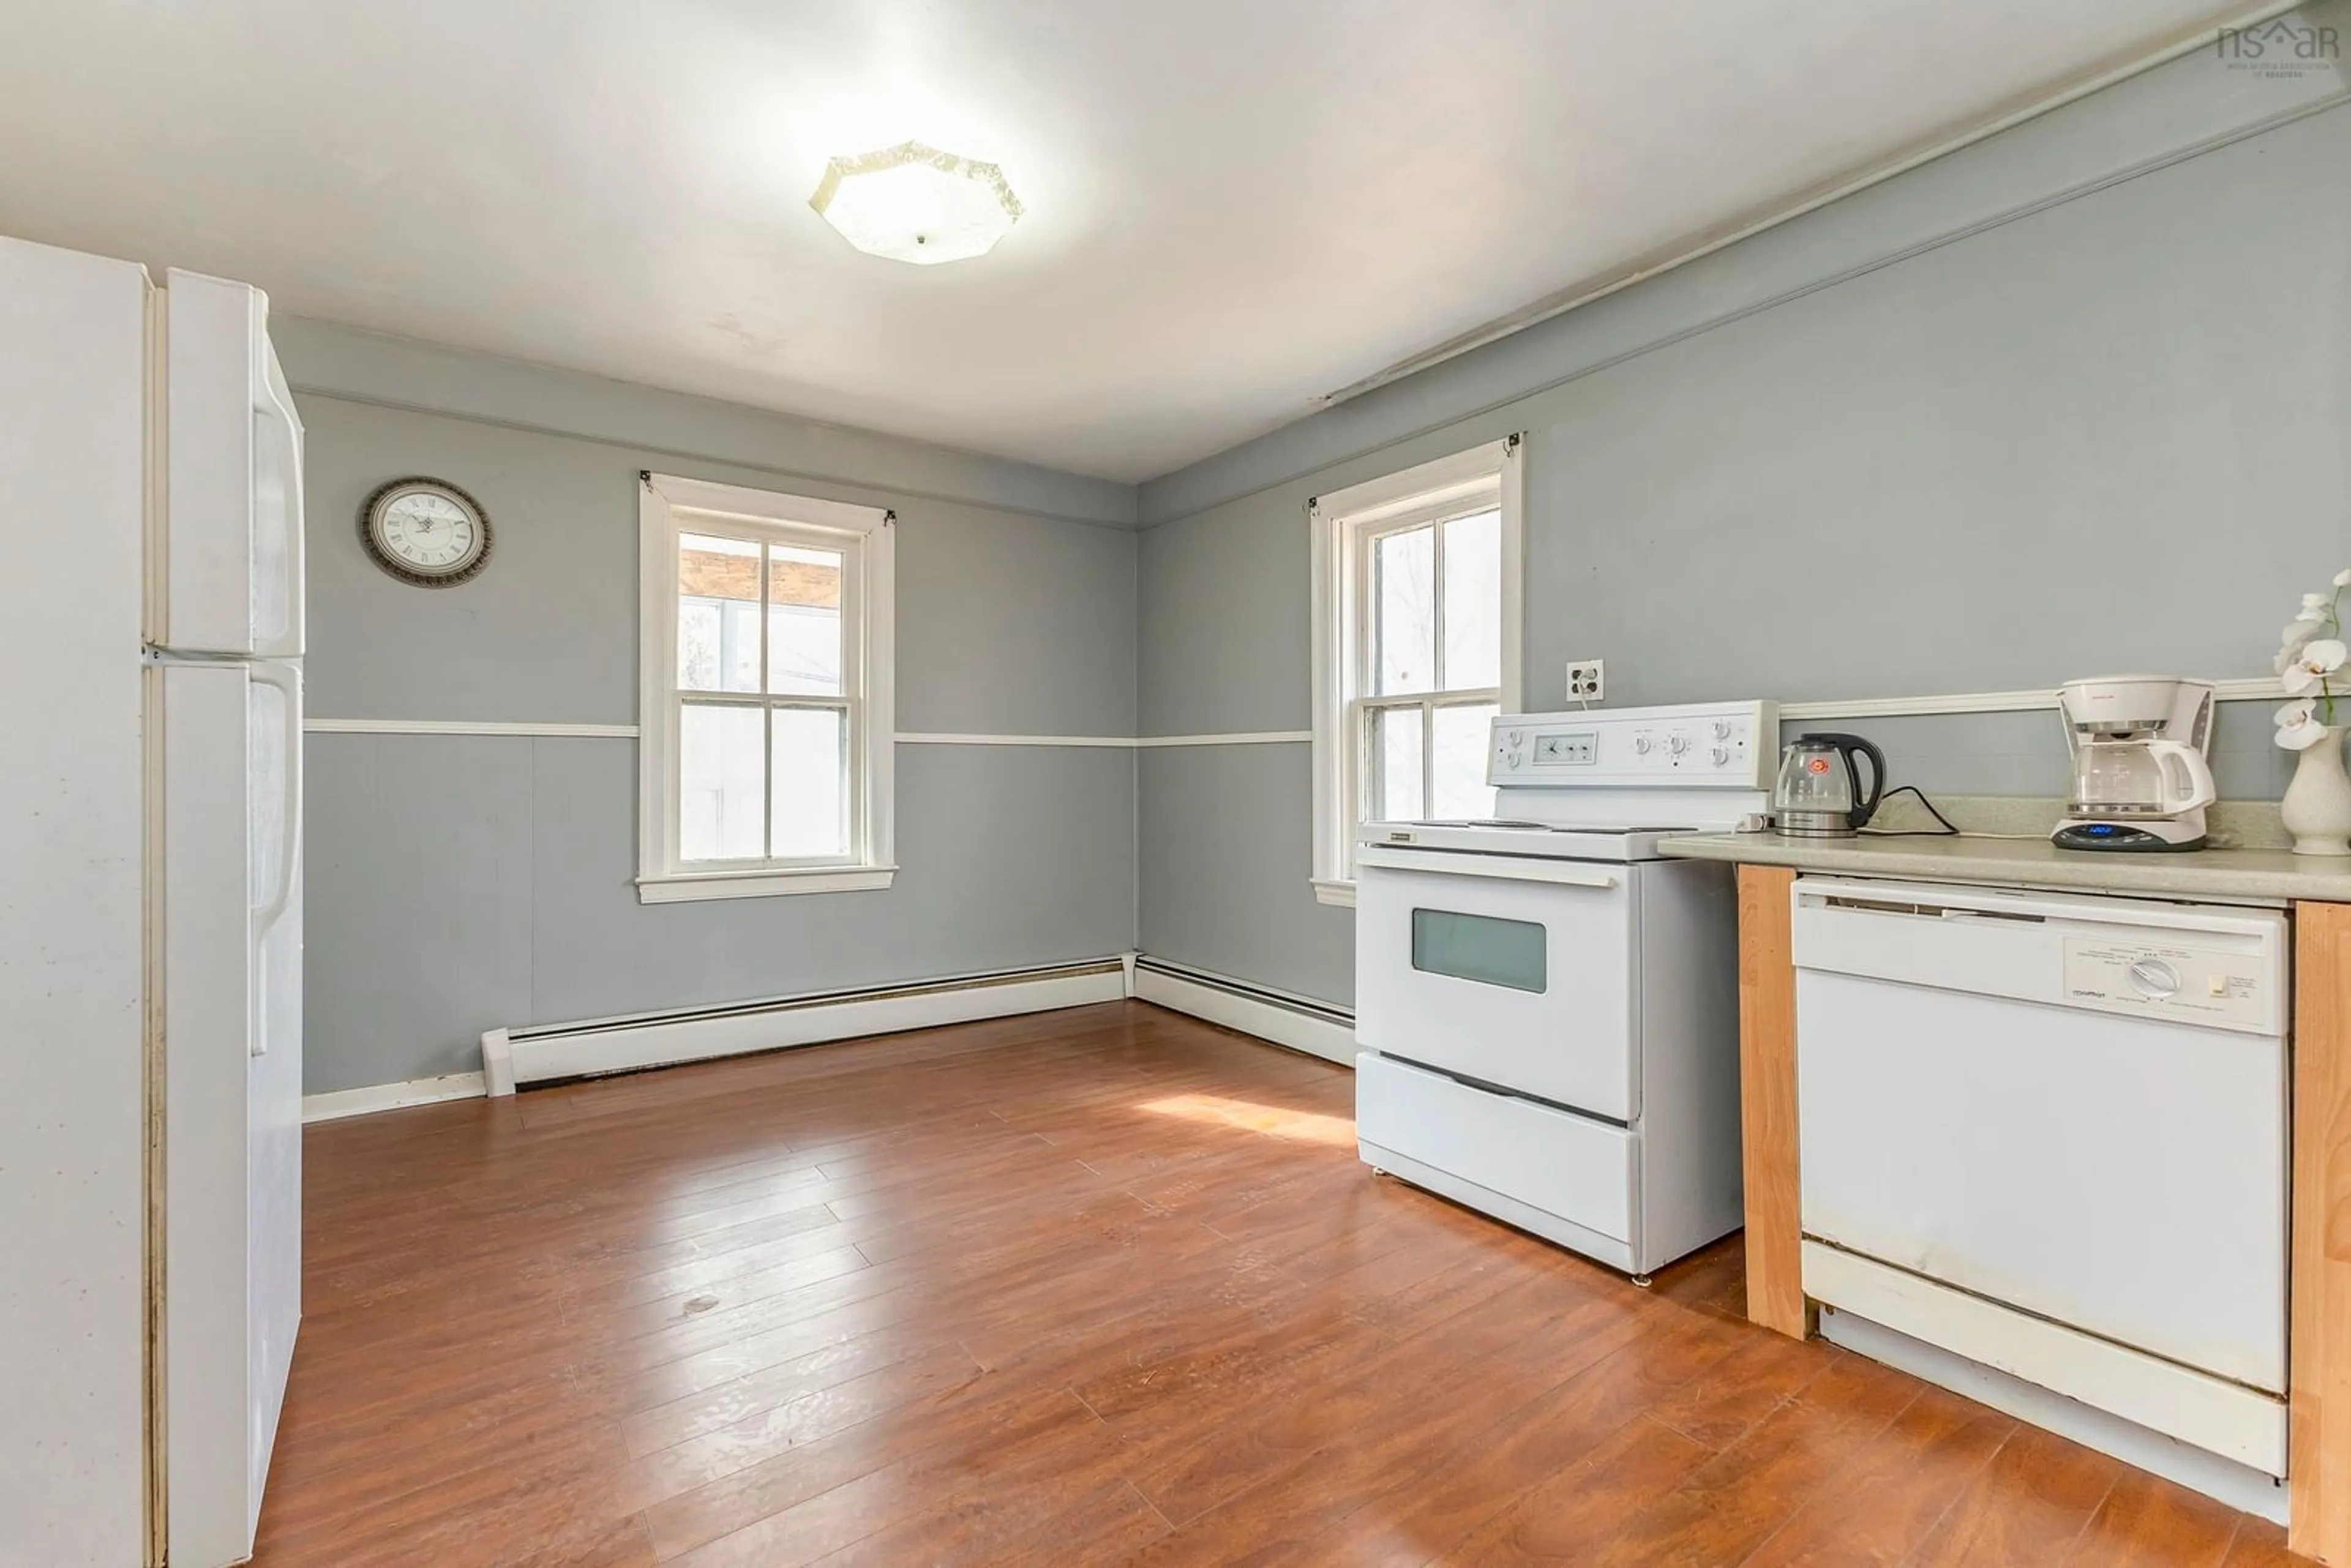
[359,477,493,587]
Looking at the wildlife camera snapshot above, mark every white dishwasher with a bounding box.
[1791,876,2289,1480]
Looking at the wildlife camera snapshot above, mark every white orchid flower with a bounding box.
[2278,700,2331,751]
[2284,623,2317,673]
[2335,569,2351,588]
[2300,607,2332,624]
[2284,639,2349,696]
[2308,592,2333,608]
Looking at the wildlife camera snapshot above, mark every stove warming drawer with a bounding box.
[1356,1051,1637,1272]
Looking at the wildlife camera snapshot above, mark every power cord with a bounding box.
[1749,783,2079,842]
[1858,785,1960,837]
[1860,784,2054,841]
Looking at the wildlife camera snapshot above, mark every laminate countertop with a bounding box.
[1656,830,2351,905]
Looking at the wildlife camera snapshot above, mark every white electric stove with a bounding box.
[1353,699,1778,1277]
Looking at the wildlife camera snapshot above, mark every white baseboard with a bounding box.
[1130,959,1356,1065]
[484,958,1129,1093]
[302,1071,486,1123]
[317,955,1343,1119]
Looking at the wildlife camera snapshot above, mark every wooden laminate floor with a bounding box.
[256,1001,2290,1566]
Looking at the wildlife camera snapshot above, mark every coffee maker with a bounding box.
[2052,677,2218,852]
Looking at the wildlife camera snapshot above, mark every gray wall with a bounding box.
[291,339,1139,1095]
[1136,39,2351,1009]
[291,20,2351,1081]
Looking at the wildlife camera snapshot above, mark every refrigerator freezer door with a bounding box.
[161,661,302,1565]
[159,269,305,659]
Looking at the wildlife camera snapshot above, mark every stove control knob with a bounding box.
[1633,735,1652,755]
[1711,745,1730,766]
[1507,729,1526,746]
[1712,721,1732,739]
[1668,733,1690,756]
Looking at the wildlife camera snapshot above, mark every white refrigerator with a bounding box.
[0,236,306,1567]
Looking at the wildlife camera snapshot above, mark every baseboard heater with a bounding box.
[1129,956,1357,1066]
[480,956,1130,1095]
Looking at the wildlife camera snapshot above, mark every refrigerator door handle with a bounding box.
[249,661,302,945]
[254,350,304,660]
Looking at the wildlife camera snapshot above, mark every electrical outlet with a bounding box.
[1565,659,1605,703]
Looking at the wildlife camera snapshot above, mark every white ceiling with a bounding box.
[0,1,2253,483]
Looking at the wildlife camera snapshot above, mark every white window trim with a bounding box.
[1308,435,1523,909]
[636,471,896,903]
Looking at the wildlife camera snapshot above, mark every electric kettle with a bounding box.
[1773,733,1887,836]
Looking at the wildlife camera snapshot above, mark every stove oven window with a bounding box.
[1411,908,1548,993]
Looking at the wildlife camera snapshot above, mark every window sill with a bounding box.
[1311,877,1357,909]
[636,866,898,904]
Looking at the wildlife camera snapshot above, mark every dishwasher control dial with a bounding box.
[2126,956,2180,999]
[2063,936,2273,1030]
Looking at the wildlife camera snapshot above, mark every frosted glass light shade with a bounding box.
[809,142,1022,266]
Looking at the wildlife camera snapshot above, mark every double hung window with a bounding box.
[1309,438,1522,906]
[637,473,894,902]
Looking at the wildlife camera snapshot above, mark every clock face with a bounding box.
[361,479,492,586]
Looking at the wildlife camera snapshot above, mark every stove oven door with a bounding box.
[1354,848,1637,1122]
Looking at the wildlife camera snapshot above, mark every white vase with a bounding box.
[2282,725,2351,856]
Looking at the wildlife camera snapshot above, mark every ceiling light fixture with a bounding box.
[808,141,1022,266]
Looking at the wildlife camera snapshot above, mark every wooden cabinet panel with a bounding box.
[1737,863,1810,1340]
[2293,901,2351,1563]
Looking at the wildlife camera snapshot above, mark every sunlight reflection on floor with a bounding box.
[1137,1092,1356,1147]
